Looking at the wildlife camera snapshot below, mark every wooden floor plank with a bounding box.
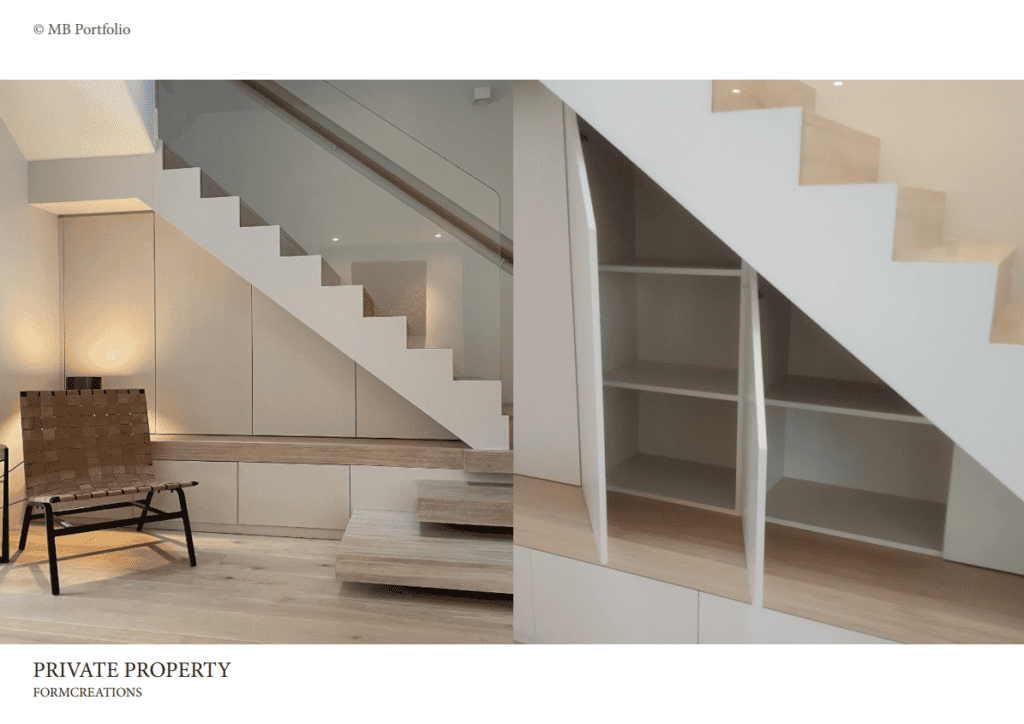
[512,475,601,564]
[607,492,750,603]
[765,523,1024,644]
[0,527,510,644]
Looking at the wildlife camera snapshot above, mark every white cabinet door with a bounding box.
[152,460,238,525]
[698,592,893,644]
[238,463,350,529]
[529,548,699,644]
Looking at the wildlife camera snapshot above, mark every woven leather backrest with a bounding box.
[20,389,155,499]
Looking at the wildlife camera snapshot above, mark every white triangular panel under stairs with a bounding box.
[545,80,1024,501]
[27,143,508,450]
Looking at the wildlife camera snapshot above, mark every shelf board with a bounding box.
[766,477,946,555]
[765,375,927,423]
[603,361,738,401]
[599,261,742,277]
[606,453,736,514]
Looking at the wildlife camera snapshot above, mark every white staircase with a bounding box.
[544,80,1024,501]
[28,143,509,450]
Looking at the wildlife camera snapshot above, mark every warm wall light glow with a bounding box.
[75,320,144,374]
[1,286,59,371]
[732,89,741,94]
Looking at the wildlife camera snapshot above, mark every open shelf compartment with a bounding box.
[604,388,738,514]
[580,117,742,271]
[600,271,741,400]
[757,275,924,420]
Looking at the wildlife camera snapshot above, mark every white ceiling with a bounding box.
[0,80,154,160]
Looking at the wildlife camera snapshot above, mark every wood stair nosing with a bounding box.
[416,481,512,527]
[336,510,511,594]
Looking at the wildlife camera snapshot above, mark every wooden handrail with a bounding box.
[233,80,512,269]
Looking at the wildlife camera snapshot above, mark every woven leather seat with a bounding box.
[10,389,199,595]
[29,481,196,505]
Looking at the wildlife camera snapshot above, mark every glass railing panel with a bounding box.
[279,79,508,257]
[157,79,505,387]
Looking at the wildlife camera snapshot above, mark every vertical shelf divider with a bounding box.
[738,262,768,607]
[564,104,609,565]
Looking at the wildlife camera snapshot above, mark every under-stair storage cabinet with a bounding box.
[757,277,955,555]
[583,118,745,515]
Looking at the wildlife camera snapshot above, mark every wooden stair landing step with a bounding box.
[417,481,512,527]
[336,511,511,594]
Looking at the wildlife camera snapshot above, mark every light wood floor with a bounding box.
[0,524,511,644]
[514,475,750,602]
[607,492,749,603]
[765,523,1024,644]
[513,475,601,564]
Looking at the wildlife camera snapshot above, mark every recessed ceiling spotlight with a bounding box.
[332,237,339,241]
[434,233,442,238]
[732,88,741,93]
[834,81,843,86]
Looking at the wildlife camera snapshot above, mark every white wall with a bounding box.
[0,118,61,503]
[803,80,1024,302]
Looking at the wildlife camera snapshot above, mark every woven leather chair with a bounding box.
[15,389,198,595]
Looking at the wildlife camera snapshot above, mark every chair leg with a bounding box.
[136,491,155,532]
[19,505,33,551]
[43,504,59,595]
[176,488,197,567]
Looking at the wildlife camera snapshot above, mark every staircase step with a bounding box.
[712,80,817,113]
[417,481,512,527]
[799,111,880,185]
[335,511,511,593]
[162,144,192,170]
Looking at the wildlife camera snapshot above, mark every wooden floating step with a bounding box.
[335,511,511,594]
[417,481,512,527]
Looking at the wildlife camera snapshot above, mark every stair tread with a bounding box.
[905,244,1016,265]
[417,481,512,527]
[336,511,511,593]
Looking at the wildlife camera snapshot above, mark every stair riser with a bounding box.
[800,113,880,186]
[893,188,947,260]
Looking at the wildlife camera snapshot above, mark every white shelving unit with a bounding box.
[758,277,955,555]
[582,117,746,516]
